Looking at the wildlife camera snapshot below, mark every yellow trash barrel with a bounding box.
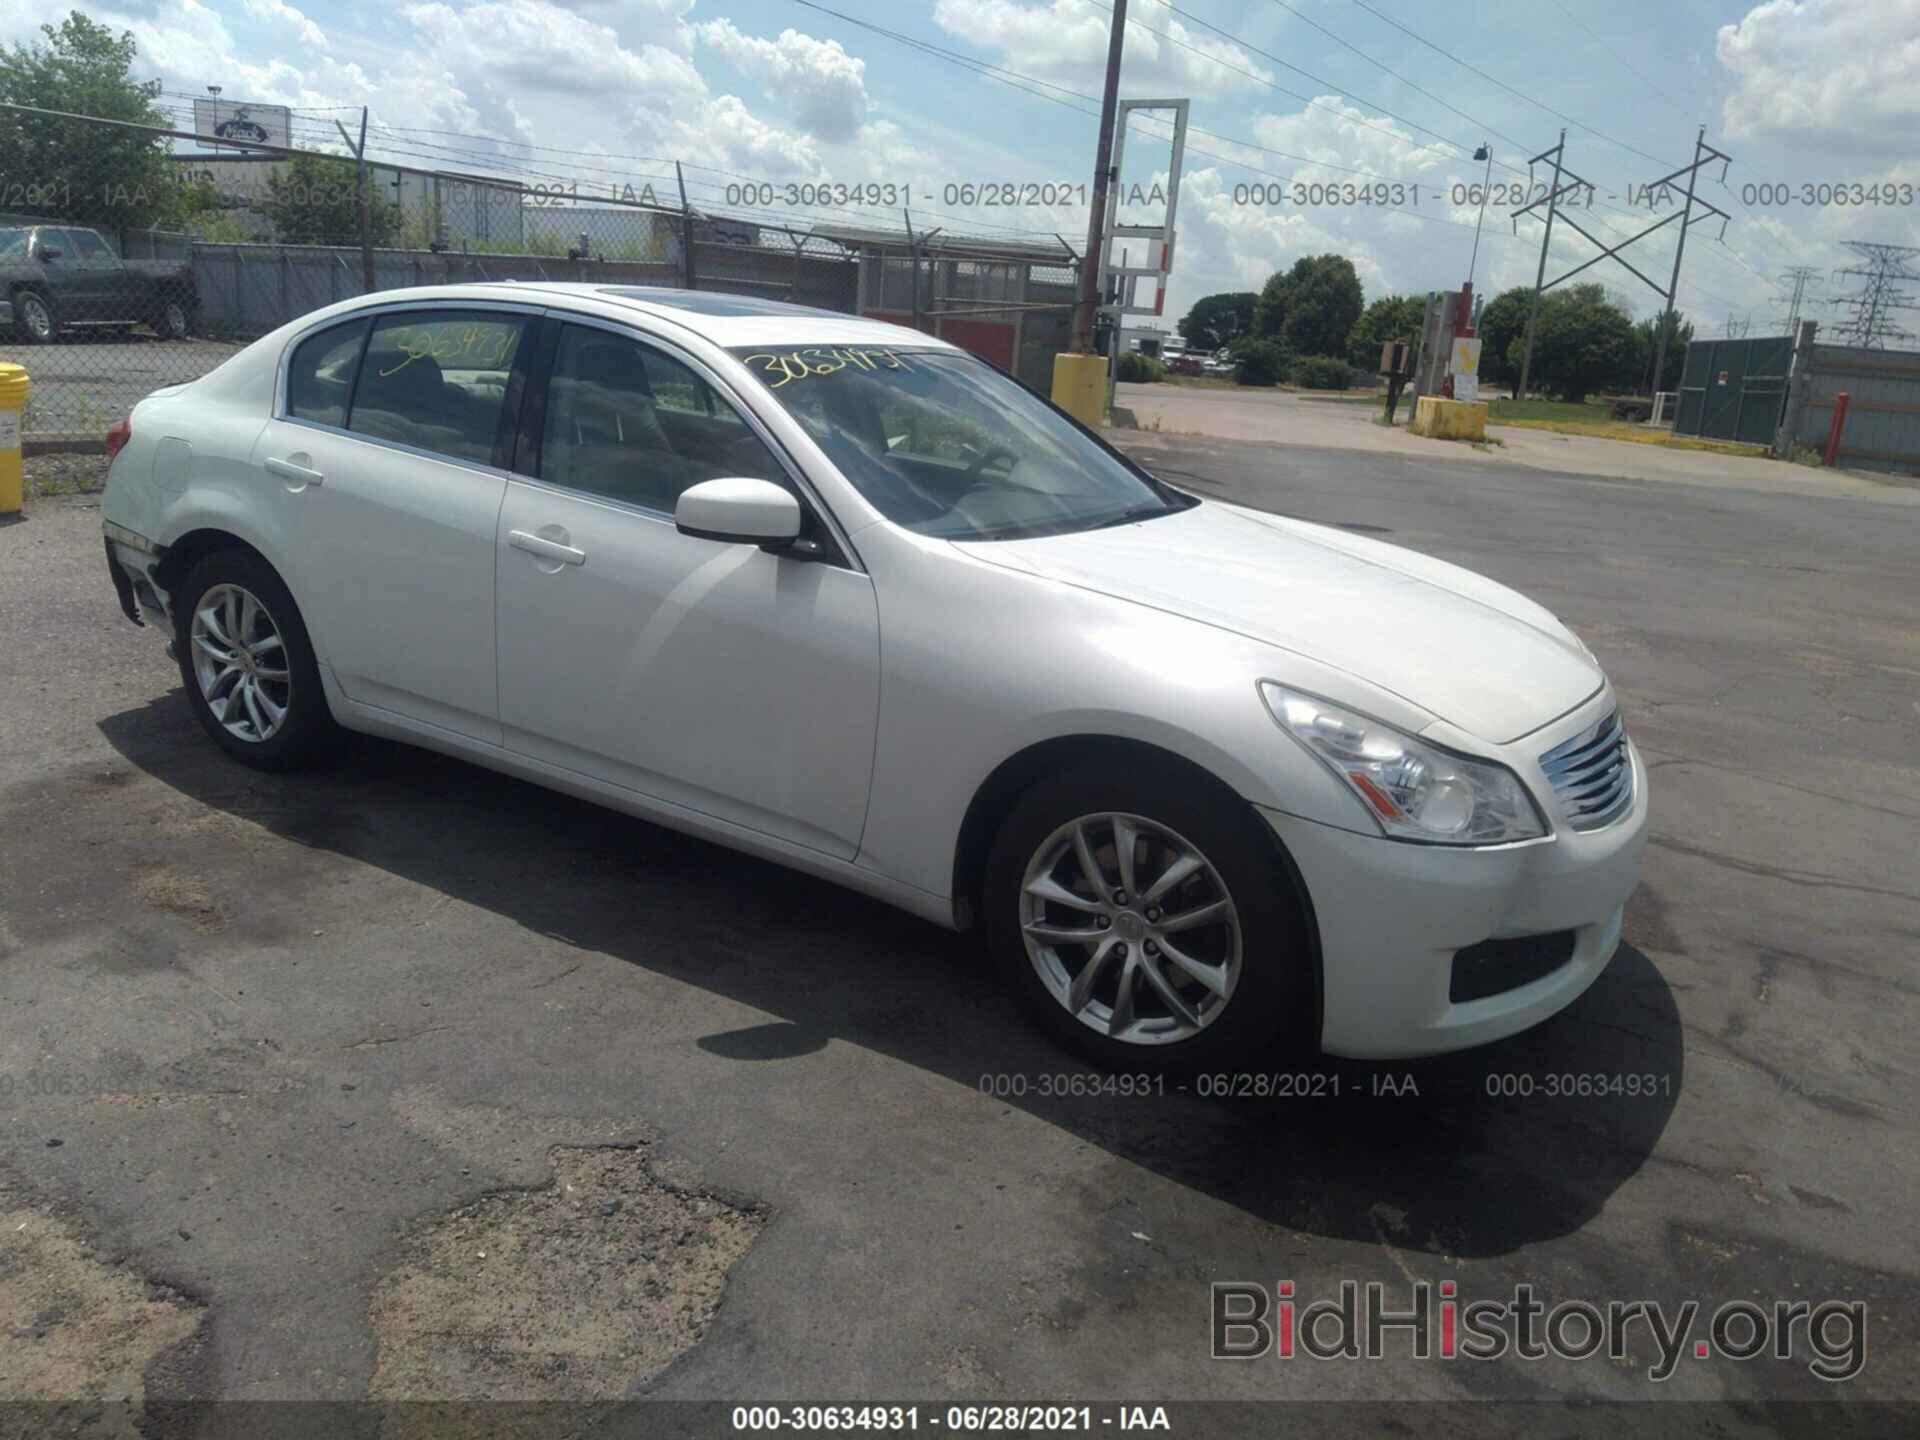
[0,362,26,516]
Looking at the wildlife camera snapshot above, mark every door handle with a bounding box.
[508,529,586,566]
[265,457,324,487]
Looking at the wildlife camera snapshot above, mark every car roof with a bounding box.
[339,281,959,352]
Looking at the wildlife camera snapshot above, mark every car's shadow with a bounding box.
[101,696,1683,1260]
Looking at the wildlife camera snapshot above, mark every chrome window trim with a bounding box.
[276,413,524,485]
[272,298,544,420]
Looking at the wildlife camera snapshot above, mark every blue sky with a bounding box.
[8,0,1917,332]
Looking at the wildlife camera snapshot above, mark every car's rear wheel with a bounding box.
[173,550,341,771]
[15,289,55,343]
[986,762,1316,1071]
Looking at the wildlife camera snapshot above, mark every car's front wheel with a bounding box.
[986,762,1316,1071]
[173,550,341,771]
[14,289,55,343]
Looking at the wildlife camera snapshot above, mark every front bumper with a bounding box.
[1259,732,1648,1059]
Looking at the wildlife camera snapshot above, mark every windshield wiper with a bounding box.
[1086,502,1177,531]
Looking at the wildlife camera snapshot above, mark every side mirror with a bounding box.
[38,246,61,261]
[675,477,802,550]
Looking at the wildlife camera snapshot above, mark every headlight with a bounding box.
[1260,684,1548,845]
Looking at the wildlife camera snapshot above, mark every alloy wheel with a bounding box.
[1019,811,1243,1045]
[162,300,188,337]
[190,583,292,742]
[21,295,53,340]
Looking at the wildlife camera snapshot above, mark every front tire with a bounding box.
[985,762,1316,1071]
[14,288,55,343]
[173,550,341,771]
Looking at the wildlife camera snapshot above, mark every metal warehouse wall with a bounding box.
[1777,330,1920,476]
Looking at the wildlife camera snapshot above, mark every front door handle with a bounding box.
[508,529,586,566]
[264,457,324,487]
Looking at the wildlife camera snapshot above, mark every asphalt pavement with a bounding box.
[0,432,1915,1437]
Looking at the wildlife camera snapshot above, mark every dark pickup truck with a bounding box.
[1,224,198,343]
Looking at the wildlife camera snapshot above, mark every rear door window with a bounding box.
[348,312,527,465]
[286,319,371,429]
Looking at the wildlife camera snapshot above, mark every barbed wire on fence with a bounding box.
[0,101,1078,437]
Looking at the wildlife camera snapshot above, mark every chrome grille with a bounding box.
[1539,709,1633,832]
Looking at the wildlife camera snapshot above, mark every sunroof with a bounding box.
[597,287,830,317]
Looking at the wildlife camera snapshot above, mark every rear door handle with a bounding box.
[264,457,324,487]
[508,529,587,566]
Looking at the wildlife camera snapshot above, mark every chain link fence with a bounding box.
[2,112,1077,438]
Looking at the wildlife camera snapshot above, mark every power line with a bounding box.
[1341,0,1676,171]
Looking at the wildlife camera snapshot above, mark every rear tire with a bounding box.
[985,761,1316,1072]
[173,550,341,772]
[153,296,192,340]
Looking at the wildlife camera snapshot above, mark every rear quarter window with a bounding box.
[286,319,371,428]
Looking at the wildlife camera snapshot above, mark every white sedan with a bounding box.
[101,284,1646,1067]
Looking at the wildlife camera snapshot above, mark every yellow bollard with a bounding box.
[0,362,27,516]
[1051,351,1109,429]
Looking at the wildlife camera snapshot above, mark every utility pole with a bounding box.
[1650,126,1723,401]
[1515,130,1567,402]
[1072,0,1127,354]
[334,108,374,292]
[676,161,697,290]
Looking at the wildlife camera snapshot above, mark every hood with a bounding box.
[954,499,1601,744]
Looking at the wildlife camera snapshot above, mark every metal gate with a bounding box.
[1673,334,1793,444]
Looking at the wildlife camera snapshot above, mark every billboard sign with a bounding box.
[192,99,292,150]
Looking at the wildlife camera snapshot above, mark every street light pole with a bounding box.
[1467,143,1493,290]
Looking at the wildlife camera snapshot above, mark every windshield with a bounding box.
[729,345,1192,540]
[0,230,27,260]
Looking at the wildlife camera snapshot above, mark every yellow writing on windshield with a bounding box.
[741,347,913,388]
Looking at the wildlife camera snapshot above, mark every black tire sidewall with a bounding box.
[985,764,1317,1072]
[173,550,339,771]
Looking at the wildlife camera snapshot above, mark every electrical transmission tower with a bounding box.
[1774,266,1819,334]
[1829,242,1920,348]
[1508,126,1730,397]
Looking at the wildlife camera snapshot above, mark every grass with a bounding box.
[1156,374,1239,390]
[1485,396,1769,458]
[1486,398,1613,424]
[23,453,110,499]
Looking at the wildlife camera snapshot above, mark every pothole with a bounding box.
[0,1197,205,1431]
[369,1145,764,1412]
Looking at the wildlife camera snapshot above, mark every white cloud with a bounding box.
[697,21,870,142]
[932,0,1273,95]
[239,0,327,50]
[1717,0,1920,153]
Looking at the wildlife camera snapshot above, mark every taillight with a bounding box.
[105,417,132,460]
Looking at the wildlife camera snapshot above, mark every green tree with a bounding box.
[0,13,199,230]
[1633,310,1693,392]
[1505,283,1640,403]
[1254,254,1364,359]
[1177,291,1256,350]
[261,150,399,246]
[1346,294,1425,371]
[1476,287,1535,389]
